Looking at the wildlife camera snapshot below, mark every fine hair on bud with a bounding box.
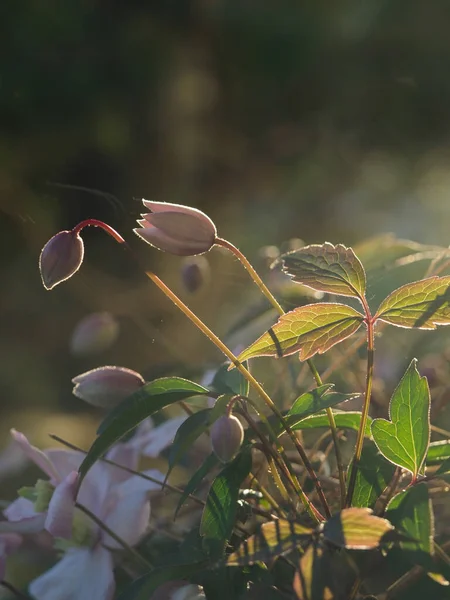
[210,414,244,463]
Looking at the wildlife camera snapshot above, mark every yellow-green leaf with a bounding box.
[322,508,394,550]
[281,242,366,299]
[235,303,364,363]
[375,276,450,329]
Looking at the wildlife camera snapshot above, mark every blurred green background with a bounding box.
[1,0,450,450]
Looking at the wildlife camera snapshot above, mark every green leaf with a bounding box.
[287,385,360,421]
[427,440,450,464]
[322,508,395,550]
[375,276,450,329]
[116,562,208,600]
[350,442,396,508]
[174,452,218,518]
[78,377,209,487]
[211,362,249,397]
[235,303,364,363]
[371,360,430,478]
[200,450,252,559]
[167,409,212,479]
[386,483,433,560]
[289,411,373,437]
[226,520,313,566]
[281,242,366,299]
[436,456,450,476]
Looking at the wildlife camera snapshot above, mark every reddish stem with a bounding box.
[72,219,126,244]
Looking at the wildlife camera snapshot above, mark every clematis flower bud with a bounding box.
[70,312,120,356]
[72,366,145,408]
[39,230,84,290]
[180,256,210,293]
[134,200,217,256]
[210,414,244,463]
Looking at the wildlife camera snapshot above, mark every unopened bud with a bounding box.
[72,366,145,408]
[134,200,217,256]
[70,312,119,356]
[19,479,55,513]
[39,230,84,290]
[180,256,210,293]
[210,414,244,463]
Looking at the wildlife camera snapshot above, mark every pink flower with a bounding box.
[124,416,187,458]
[134,200,217,256]
[4,430,164,600]
[72,366,145,408]
[39,230,84,290]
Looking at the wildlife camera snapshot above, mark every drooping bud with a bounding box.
[39,230,84,290]
[210,414,244,463]
[72,366,145,408]
[180,256,210,293]
[70,312,120,356]
[134,200,217,256]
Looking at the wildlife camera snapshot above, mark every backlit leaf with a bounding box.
[78,377,209,488]
[287,385,360,422]
[350,442,396,509]
[289,411,372,437]
[281,242,366,299]
[426,440,450,464]
[371,360,430,478]
[322,508,394,550]
[435,456,450,476]
[226,519,313,566]
[375,276,450,329]
[175,452,218,518]
[167,409,212,479]
[235,303,364,363]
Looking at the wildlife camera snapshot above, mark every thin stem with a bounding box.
[72,219,126,245]
[346,308,375,507]
[216,237,345,508]
[146,271,327,522]
[0,581,32,600]
[75,502,152,570]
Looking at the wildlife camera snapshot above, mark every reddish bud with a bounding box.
[72,366,145,408]
[134,200,217,256]
[70,312,119,356]
[180,256,210,293]
[210,415,244,463]
[39,230,84,290]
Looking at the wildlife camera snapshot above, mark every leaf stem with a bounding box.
[145,271,327,522]
[72,219,126,244]
[346,304,375,507]
[216,237,344,508]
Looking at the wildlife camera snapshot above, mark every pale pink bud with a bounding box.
[72,366,145,408]
[70,312,120,356]
[39,230,84,290]
[210,415,244,463]
[133,200,217,256]
[180,256,210,293]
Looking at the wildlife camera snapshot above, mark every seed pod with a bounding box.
[210,414,244,463]
[70,312,119,356]
[39,230,84,290]
[72,366,145,408]
[180,256,210,293]
[134,200,217,256]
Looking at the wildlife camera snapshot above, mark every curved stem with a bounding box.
[72,219,126,245]
[216,237,344,508]
[345,310,375,507]
[146,271,326,522]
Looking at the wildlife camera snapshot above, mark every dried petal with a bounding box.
[39,230,84,290]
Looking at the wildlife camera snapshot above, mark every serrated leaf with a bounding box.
[116,561,208,600]
[281,242,366,299]
[200,450,252,559]
[322,508,394,549]
[371,360,430,479]
[175,453,218,518]
[350,442,396,508]
[375,276,450,329]
[226,520,313,566]
[427,440,450,464]
[235,303,364,363]
[287,385,360,421]
[386,483,433,560]
[167,409,212,480]
[77,377,209,488]
[289,411,372,437]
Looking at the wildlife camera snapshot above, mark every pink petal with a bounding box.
[141,200,212,223]
[138,416,186,458]
[0,513,46,534]
[45,450,84,481]
[10,430,60,482]
[102,492,150,548]
[45,471,78,539]
[134,224,211,256]
[29,545,115,600]
[4,497,39,522]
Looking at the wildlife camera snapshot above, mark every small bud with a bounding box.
[39,230,84,290]
[180,256,210,293]
[19,479,55,513]
[134,200,217,256]
[210,414,244,463]
[70,312,119,356]
[72,366,145,408]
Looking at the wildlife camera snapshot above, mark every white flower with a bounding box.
[125,416,187,458]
